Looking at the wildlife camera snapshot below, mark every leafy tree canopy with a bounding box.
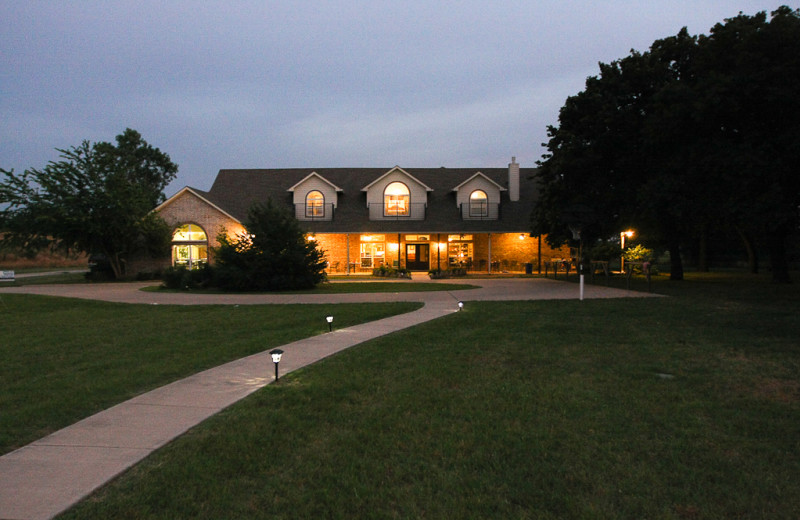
[0,128,177,278]
[533,7,800,282]
[212,199,327,291]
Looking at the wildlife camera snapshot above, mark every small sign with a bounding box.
[0,270,15,281]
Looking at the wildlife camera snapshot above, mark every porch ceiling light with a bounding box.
[270,348,284,381]
[326,315,334,332]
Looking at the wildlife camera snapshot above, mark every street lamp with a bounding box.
[270,348,284,381]
[326,315,333,332]
[620,230,634,272]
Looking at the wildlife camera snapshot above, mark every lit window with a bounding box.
[360,237,385,268]
[172,224,208,269]
[384,182,410,216]
[306,190,324,217]
[469,190,488,217]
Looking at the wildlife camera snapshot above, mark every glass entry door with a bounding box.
[405,244,430,271]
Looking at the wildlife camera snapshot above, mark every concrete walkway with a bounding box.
[0,278,657,520]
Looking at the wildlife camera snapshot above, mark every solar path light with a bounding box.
[457,301,464,311]
[326,315,334,332]
[270,348,284,381]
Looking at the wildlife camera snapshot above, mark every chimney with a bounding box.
[508,156,520,202]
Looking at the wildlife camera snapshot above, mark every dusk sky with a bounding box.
[1,1,783,195]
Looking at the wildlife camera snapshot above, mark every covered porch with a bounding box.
[311,232,569,275]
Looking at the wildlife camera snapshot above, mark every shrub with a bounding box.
[373,265,411,278]
[623,245,659,274]
[161,265,212,289]
[428,268,466,279]
[211,200,327,292]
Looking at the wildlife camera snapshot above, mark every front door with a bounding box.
[405,244,430,271]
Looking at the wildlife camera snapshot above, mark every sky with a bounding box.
[1,1,786,196]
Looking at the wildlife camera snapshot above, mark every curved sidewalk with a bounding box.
[0,279,657,520]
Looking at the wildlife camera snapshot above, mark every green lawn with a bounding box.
[0,295,421,454]
[5,272,799,518]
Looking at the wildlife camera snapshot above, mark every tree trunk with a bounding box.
[767,232,792,283]
[108,251,125,280]
[669,243,684,280]
[735,227,759,274]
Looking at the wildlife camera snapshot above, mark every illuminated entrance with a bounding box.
[405,243,430,270]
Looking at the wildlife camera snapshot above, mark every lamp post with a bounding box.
[270,349,284,381]
[620,230,634,272]
[326,315,333,332]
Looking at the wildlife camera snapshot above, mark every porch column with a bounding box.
[488,233,492,274]
[537,234,542,274]
[397,233,401,269]
[346,234,350,275]
[437,233,441,270]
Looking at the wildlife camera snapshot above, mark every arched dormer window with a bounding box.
[469,189,488,217]
[384,182,410,216]
[306,190,324,217]
[172,223,208,269]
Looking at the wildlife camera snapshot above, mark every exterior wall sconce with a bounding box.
[326,315,334,332]
[270,348,284,381]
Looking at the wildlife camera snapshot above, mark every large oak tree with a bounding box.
[0,129,177,278]
[533,7,800,282]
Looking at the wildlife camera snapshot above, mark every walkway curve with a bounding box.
[0,278,657,520]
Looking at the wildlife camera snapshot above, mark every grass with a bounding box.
[52,271,800,519]
[2,271,89,285]
[0,296,421,454]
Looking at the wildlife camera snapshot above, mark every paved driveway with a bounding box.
[1,277,656,305]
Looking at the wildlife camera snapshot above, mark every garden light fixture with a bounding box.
[457,301,464,311]
[326,315,333,332]
[270,348,284,381]
[620,229,635,272]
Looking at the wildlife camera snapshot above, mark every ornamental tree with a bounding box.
[0,129,177,278]
[212,199,327,291]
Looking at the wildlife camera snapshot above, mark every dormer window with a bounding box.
[384,182,410,216]
[469,190,488,217]
[306,190,325,218]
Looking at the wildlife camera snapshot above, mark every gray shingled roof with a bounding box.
[199,167,538,233]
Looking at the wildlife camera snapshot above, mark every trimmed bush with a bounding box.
[372,265,411,278]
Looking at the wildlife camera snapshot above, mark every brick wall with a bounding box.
[156,190,246,259]
[312,232,569,273]
[128,190,246,276]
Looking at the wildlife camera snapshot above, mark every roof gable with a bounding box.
[155,187,240,223]
[361,166,434,192]
[287,171,343,192]
[452,171,507,192]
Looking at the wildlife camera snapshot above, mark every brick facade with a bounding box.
[145,166,570,277]
[310,232,569,273]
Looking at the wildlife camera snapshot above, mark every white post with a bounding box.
[487,233,492,274]
[346,234,350,275]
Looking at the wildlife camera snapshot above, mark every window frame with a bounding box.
[171,223,209,269]
[305,190,325,218]
[469,189,488,217]
[384,181,410,217]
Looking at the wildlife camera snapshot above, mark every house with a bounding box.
[152,157,568,274]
